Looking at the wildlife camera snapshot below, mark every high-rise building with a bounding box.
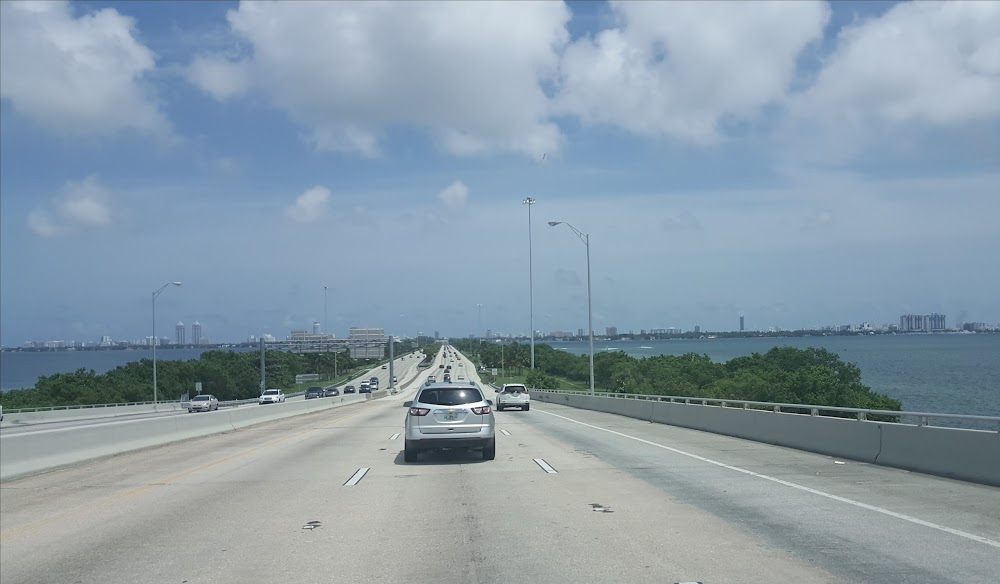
[313,321,321,335]
[694,325,701,334]
[192,321,202,345]
[606,326,618,336]
[176,321,185,345]
[900,313,946,332]
[740,316,745,332]
[578,328,585,337]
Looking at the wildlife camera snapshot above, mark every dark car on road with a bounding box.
[305,386,325,400]
[344,385,356,394]
[324,386,340,397]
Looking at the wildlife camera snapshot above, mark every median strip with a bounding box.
[500,429,511,436]
[389,432,400,440]
[533,458,557,474]
[343,467,370,486]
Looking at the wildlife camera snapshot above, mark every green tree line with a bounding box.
[451,340,902,412]
[0,349,371,410]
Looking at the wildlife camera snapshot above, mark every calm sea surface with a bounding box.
[2,336,998,416]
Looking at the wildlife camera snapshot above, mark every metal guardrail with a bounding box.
[5,400,163,413]
[530,389,1000,432]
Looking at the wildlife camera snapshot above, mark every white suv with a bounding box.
[258,389,285,404]
[495,384,530,411]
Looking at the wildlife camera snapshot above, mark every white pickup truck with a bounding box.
[495,384,530,411]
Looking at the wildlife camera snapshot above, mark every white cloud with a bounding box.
[188,1,570,158]
[185,55,250,102]
[794,1,1000,127]
[27,175,114,237]
[555,0,830,145]
[437,180,469,209]
[0,1,171,138]
[286,186,331,223]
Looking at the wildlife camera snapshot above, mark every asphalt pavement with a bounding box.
[1,345,996,584]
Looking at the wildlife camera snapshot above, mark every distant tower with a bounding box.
[313,321,321,335]
[192,321,202,345]
[740,316,745,332]
[176,321,185,345]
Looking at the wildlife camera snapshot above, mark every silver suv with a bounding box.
[404,384,495,462]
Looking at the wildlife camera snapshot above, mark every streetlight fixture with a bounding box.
[548,221,594,395]
[152,281,182,407]
[476,303,483,339]
[522,197,536,369]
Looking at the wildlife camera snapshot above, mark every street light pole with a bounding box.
[324,286,328,335]
[152,281,182,407]
[523,197,536,369]
[548,221,594,395]
[477,303,483,339]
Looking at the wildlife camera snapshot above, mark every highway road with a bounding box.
[2,345,997,584]
[0,353,424,435]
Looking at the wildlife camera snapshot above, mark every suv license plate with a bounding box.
[445,413,458,421]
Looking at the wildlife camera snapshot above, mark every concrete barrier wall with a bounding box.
[878,424,1000,486]
[3,403,180,425]
[0,394,368,480]
[532,391,999,487]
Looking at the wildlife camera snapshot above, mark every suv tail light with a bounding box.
[409,407,430,416]
[471,405,491,415]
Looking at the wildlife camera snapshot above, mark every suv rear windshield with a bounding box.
[503,385,526,393]
[263,390,278,395]
[418,388,484,406]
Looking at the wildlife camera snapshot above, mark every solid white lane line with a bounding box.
[389,433,400,440]
[500,429,511,436]
[533,458,558,474]
[343,467,370,486]
[538,409,1000,549]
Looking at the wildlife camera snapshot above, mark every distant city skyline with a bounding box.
[10,311,999,349]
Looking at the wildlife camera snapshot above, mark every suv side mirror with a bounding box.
[486,400,493,406]
[403,401,413,407]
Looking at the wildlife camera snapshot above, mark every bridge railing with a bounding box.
[528,389,1000,432]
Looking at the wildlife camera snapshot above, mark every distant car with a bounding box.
[305,386,325,400]
[496,384,530,411]
[324,386,340,397]
[403,383,495,462]
[427,376,436,384]
[457,375,465,381]
[382,365,387,369]
[360,381,371,393]
[344,385,356,394]
[439,364,444,368]
[392,376,397,383]
[370,376,379,385]
[188,394,219,412]
[259,389,285,404]
[443,373,451,383]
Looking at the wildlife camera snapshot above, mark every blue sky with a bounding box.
[2,0,998,345]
